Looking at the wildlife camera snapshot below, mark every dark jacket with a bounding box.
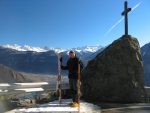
[61,57,83,79]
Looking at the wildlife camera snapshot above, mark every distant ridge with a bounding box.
[0,64,26,83]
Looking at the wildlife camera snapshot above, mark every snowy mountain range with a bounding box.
[0,44,104,75]
[1,44,102,53]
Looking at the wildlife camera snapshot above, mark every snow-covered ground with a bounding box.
[6,99,101,113]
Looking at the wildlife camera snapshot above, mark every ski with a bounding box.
[56,49,62,105]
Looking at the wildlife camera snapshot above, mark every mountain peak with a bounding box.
[72,45,102,53]
[1,44,47,52]
[1,44,102,53]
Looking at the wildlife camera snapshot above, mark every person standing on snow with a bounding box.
[60,50,83,107]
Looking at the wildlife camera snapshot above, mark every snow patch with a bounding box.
[143,52,146,56]
[6,99,101,113]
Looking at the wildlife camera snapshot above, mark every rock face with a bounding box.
[81,35,144,103]
[141,43,150,86]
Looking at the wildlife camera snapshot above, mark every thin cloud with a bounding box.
[132,2,142,12]
[103,17,124,37]
[103,1,142,38]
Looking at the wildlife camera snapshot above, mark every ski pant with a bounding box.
[69,78,78,103]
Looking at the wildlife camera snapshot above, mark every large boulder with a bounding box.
[81,35,144,103]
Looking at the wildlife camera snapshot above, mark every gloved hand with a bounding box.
[60,57,63,62]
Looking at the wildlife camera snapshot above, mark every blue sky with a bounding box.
[0,0,149,49]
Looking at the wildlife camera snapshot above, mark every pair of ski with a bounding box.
[56,50,81,113]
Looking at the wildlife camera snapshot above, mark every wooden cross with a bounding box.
[121,1,131,36]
